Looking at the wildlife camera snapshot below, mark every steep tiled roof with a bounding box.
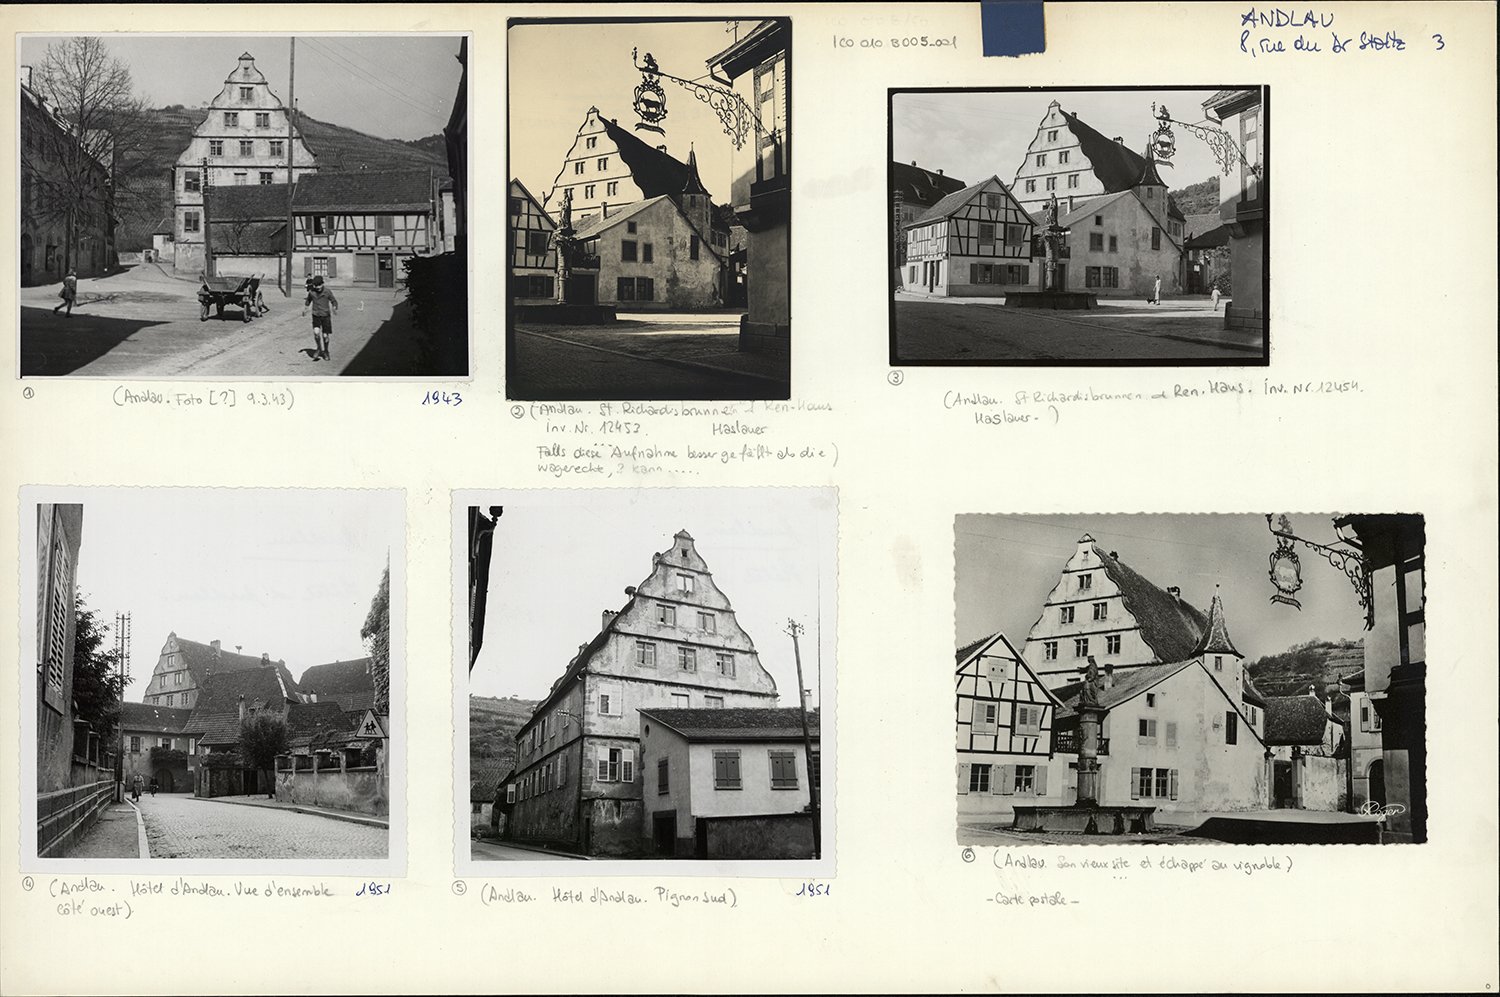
[1263,695,1332,745]
[170,636,274,689]
[471,761,508,801]
[1061,110,1151,193]
[293,168,435,212]
[641,707,819,742]
[285,701,356,750]
[209,220,287,255]
[1185,223,1229,249]
[892,161,968,210]
[1241,672,1267,708]
[600,117,704,201]
[910,177,998,227]
[572,196,666,241]
[956,633,994,665]
[182,665,300,746]
[1183,212,1221,240]
[298,658,373,694]
[1192,589,1242,657]
[1059,191,1131,229]
[120,703,193,734]
[206,185,290,221]
[1052,658,1198,719]
[1092,545,1208,663]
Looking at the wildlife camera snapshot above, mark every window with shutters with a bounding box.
[978,223,994,247]
[636,640,656,667]
[715,652,734,677]
[657,605,675,626]
[1074,637,1089,657]
[526,231,549,256]
[1151,226,1162,250]
[1015,704,1043,736]
[130,736,141,753]
[1225,712,1238,744]
[621,240,637,263]
[1044,641,1058,660]
[968,763,991,794]
[1138,718,1158,744]
[658,757,669,794]
[1014,765,1036,794]
[183,170,201,193]
[1089,232,1104,252]
[698,611,715,633]
[973,701,997,734]
[770,751,798,789]
[1059,605,1074,624]
[617,277,636,301]
[642,243,653,264]
[1165,721,1178,748]
[678,647,696,672]
[1106,634,1121,654]
[635,277,654,301]
[713,750,741,790]
[598,692,611,715]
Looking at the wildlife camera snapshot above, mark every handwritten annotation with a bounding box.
[1236,7,1440,56]
[833,34,957,50]
[43,876,342,917]
[112,386,294,411]
[478,884,738,908]
[943,378,1360,427]
[975,850,1295,904]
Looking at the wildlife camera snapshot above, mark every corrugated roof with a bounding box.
[120,703,194,734]
[1092,545,1208,663]
[641,707,819,742]
[1263,695,1332,745]
[892,161,968,210]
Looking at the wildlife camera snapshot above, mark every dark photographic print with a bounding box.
[890,87,1268,365]
[458,489,834,873]
[506,18,791,400]
[18,34,468,378]
[26,488,405,875]
[954,514,1425,846]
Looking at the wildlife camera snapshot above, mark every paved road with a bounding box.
[471,839,581,862]
[893,295,1265,362]
[19,264,452,377]
[510,313,789,400]
[138,793,387,859]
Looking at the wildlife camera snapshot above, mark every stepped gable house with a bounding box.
[172,52,319,273]
[143,632,279,710]
[1008,535,1267,813]
[507,530,780,857]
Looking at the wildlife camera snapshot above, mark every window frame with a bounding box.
[769,750,799,790]
[713,749,742,790]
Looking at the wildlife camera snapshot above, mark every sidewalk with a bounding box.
[63,800,148,859]
[195,793,389,830]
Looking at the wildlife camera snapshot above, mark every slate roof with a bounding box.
[601,116,706,201]
[285,700,357,750]
[293,168,436,212]
[1061,110,1152,194]
[892,161,968,210]
[641,707,820,742]
[1192,589,1242,657]
[1263,695,1332,745]
[120,703,193,734]
[182,665,300,746]
[1091,545,1209,663]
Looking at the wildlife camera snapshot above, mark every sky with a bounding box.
[468,489,837,711]
[892,89,1230,199]
[56,490,402,702]
[18,34,464,141]
[509,19,756,208]
[954,514,1373,665]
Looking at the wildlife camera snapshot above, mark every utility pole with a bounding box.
[785,619,820,860]
[200,157,213,278]
[114,611,130,802]
[284,37,296,297]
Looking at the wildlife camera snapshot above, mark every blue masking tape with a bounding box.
[981,1,1046,57]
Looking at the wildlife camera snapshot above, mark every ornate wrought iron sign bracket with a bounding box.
[1265,514,1375,630]
[633,48,762,150]
[1151,103,1262,179]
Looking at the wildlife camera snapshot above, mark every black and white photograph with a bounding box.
[954,513,1425,846]
[506,18,790,400]
[457,489,834,872]
[26,488,404,874]
[890,87,1267,365]
[18,33,468,378]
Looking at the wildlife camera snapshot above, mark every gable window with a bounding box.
[1015,704,1043,736]
[689,234,700,260]
[658,757,669,794]
[586,136,597,149]
[678,573,694,594]
[1005,224,1025,246]
[1036,153,1046,167]
[973,701,998,733]
[597,157,609,170]
[1078,573,1092,591]
[255,111,270,128]
[1089,232,1104,252]
[259,171,273,185]
[1146,693,1156,708]
[1059,605,1075,624]
[209,140,224,156]
[770,751,798,789]
[269,140,284,157]
[1043,640,1058,660]
[656,604,675,626]
[1106,634,1122,654]
[978,223,994,247]
[224,112,239,128]
[1059,150,1070,164]
[968,763,991,794]
[627,221,637,234]
[183,170,201,193]
[1093,602,1108,620]
[1094,215,1103,226]
[1214,655,1223,672]
[606,181,618,196]
[238,86,253,103]
[636,640,656,667]
[1047,129,1058,141]
[713,750,741,790]
[1151,226,1162,250]
[1074,637,1089,657]
[714,652,735,677]
[678,647,697,672]
[1138,718,1158,743]
[1045,176,1056,191]
[621,240,637,262]
[1067,174,1078,188]
[642,243,653,264]
[1025,179,1036,193]
[984,193,1001,212]
[239,140,254,157]
[526,231,550,256]
[574,161,586,175]
[1225,711,1238,744]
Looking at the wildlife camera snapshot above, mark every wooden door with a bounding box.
[378,254,395,288]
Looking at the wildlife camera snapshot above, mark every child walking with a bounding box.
[301,275,340,362]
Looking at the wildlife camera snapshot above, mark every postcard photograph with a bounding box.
[25,488,405,876]
[458,488,834,875]
[954,513,1424,846]
[891,87,1268,366]
[18,33,468,378]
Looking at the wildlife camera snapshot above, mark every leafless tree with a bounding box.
[22,37,156,273]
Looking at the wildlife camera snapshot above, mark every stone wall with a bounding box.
[276,767,388,816]
[701,812,815,859]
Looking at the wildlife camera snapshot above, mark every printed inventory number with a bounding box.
[421,390,463,407]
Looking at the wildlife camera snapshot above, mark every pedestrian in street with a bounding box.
[52,269,78,316]
[301,275,339,362]
[131,774,142,802]
[1211,284,1221,311]
[150,777,158,796]
[1152,275,1163,305]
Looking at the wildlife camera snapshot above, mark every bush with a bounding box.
[401,252,467,375]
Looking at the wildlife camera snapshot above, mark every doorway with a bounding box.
[652,812,677,856]
[377,253,395,288]
[1368,760,1385,807]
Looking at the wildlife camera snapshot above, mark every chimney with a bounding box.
[937,169,944,176]
[602,202,608,219]
[602,609,617,631]
[211,639,221,654]
[1113,136,1123,144]
[911,160,917,167]
[238,694,246,722]
[261,652,270,665]
[1110,551,1118,559]
[1167,586,1181,601]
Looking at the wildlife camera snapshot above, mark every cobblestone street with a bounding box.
[138,794,387,859]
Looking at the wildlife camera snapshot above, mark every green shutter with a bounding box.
[999,764,1014,795]
[1034,765,1048,796]
[1130,768,1141,800]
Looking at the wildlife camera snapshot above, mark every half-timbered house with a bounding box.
[508,178,556,303]
[291,169,438,288]
[899,176,1034,297]
[955,631,1065,818]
